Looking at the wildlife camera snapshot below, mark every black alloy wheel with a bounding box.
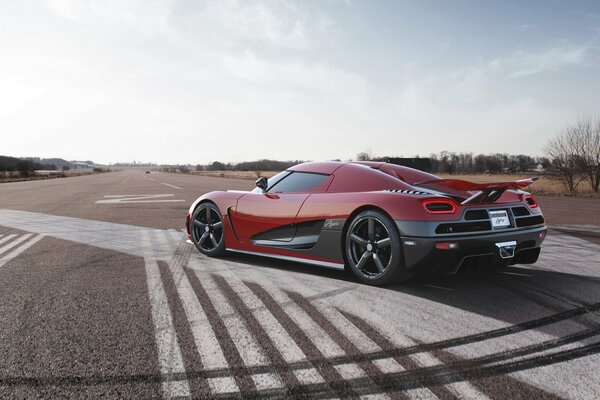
[345,209,412,285]
[191,203,226,256]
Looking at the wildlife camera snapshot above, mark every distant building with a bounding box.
[387,157,433,172]
[71,161,93,169]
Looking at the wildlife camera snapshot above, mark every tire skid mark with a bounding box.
[183,268,259,396]
[339,311,458,400]
[206,338,600,398]
[479,273,600,327]
[422,342,565,400]
[285,290,406,400]
[212,275,306,398]
[245,281,360,399]
[157,261,211,398]
[422,326,600,372]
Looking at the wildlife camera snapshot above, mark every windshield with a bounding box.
[251,170,291,193]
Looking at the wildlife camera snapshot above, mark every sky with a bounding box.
[1,0,599,165]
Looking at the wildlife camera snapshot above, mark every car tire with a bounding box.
[191,202,226,257]
[344,209,412,286]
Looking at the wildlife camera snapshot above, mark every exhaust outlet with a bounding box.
[495,241,517,259]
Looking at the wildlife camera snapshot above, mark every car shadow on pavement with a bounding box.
[223,251,600,342]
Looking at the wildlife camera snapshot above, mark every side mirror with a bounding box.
[255,177,268,192]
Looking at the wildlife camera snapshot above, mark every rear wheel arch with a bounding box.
[340,205,412,285]
[341,205,398,250]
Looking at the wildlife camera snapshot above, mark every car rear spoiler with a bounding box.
[415,178,538,204]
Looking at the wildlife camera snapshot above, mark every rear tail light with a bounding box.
[523,194,538,208]
[422,199,457,214]
[435,242,459,250]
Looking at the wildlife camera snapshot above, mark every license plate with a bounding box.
[489,210,510,228]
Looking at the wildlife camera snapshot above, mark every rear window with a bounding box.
[268,172,329,193]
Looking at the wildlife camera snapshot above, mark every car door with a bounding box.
[232,171,331,241]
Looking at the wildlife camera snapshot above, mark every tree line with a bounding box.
[0,156,79,178]
[357,151,550,175]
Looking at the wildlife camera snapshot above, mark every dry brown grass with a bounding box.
[0,169,104,183]
[189,170,598,197]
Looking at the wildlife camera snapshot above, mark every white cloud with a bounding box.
[46,0,175,37]
[489,43,589,78]
[202,0,310,49]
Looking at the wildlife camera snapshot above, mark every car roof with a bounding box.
[288,161,345,174]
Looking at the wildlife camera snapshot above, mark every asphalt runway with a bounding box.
[0,169,599,399]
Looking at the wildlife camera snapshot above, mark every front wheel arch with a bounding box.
[190,201,227,257]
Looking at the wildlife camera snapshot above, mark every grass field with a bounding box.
[190,170,598,197]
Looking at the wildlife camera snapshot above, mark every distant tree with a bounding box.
[62,165,70,171]
[545,126,585,192]
[356,150,374,161]
[17,160,35,177]
[207,161,227,171]
[195,164,204,172]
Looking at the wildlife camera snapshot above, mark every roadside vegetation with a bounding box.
[0,155,109,183]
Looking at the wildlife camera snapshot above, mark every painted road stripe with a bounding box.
[213,274,305,396]
[342,311,476,400]
[245,281,358,398]
[239,267,440,400]
[161,182,183,190]
[0,234,45,268]
[96,194,185,204]
[286,290,393,399]
[142,232,191,399]
[158,233,235,389]
[0,234,32,256]
[0,233,18,247]
[194,272,285,392]
[197,260,332,395]
[184,267,258,395]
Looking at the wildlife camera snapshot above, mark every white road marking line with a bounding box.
[338,301,489,400]
[195,270,286,391]
[0,210,173,260]
[251,372,284,391]
[0,234,32,256]
[207,376,238,395]
[161,182,183,190]
[157,232,234,376]
[206,260,308,364]
[0,234,18,246]
[268,274,434,400]
[0,234,45,268]
[142,232,191,399]
[196,271,273,368]
[192,258,331,391]
[96,194,184,204]
[294,368,325,385]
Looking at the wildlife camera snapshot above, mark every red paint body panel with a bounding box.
[232,193,308,239]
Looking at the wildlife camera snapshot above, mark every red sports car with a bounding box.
[186,161,547,286]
